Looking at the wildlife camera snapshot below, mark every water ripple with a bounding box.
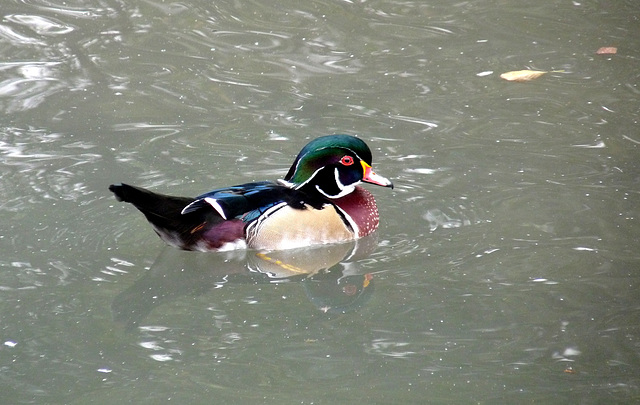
[15,0,107,18]
[0,127,101,207]
[5,14,75,36]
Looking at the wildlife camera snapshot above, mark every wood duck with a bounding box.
[108,134,393,251]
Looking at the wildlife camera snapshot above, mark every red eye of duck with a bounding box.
[340,155,354,166]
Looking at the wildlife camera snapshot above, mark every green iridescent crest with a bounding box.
[283,135,372,186]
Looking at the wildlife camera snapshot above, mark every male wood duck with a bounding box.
[109,134,393,251]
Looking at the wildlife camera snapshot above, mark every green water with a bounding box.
[1,0,639,403]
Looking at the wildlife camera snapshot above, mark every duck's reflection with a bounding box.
[112,235,378,329]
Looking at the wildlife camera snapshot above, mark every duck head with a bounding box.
[282,135,393,198]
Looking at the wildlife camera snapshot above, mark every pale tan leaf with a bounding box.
[596,46,617,55]
[500,70,548,82]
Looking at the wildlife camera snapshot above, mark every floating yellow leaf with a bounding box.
[596,46,617,55]
[500,70,548,82]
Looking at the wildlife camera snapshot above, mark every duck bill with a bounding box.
[361,161,393,189]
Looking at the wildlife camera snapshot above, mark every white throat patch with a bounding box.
[314,168,357,199]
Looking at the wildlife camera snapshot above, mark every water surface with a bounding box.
[1,0,639,403]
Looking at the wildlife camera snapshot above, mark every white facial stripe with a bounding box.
[277,178,295,188]
[293,166,324,190]
[316,145,364,162]
[332,167,357,197]
[292,146,366,184]
[315,184,356,199]
[310,167,358,199]
[334,167,345,190]
[292,146,367,197]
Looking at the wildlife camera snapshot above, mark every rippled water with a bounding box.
[1,0,639,403]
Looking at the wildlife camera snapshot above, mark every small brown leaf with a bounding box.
[596,46,617,55]
[500,70,548,82]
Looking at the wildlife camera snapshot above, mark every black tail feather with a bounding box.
[108,183,192,214]
[108,183,223,248]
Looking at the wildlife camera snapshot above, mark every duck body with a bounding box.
[109,135,392,252]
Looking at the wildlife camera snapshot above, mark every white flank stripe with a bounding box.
[205,197,227,220]
[333,205,360,237]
